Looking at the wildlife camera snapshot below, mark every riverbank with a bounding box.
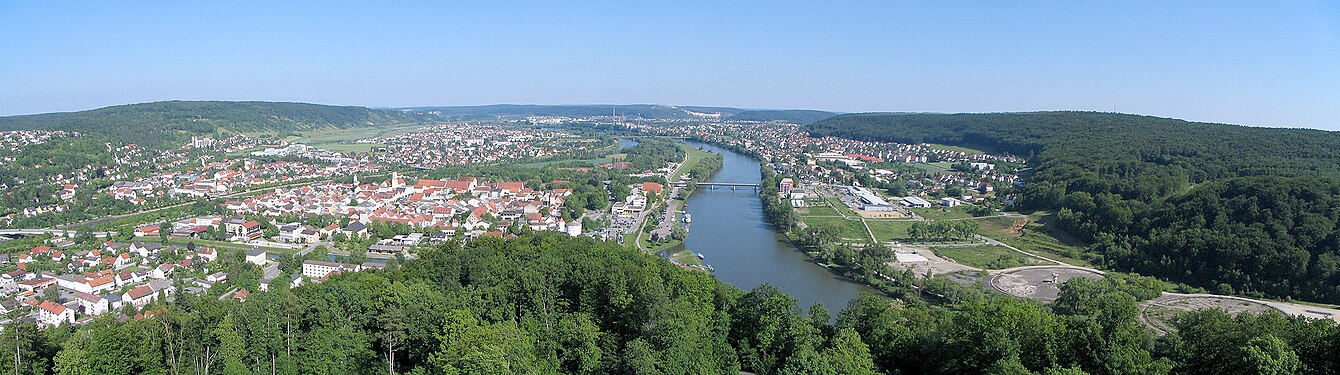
[636,143,722,267]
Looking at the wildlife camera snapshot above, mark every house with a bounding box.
[133,225,160,237]
[116,270,146,287]
[278,223,319,243]
[302,260,360,279]
[130,242,163,257]
[75,292,109,316]
[244,248,267,266]
[939,197,962,207]
[123,285,157,308]
[206,272,228,283]
[641,182,664,196]
[342,221,367,236]
[37,300,75,327]
[196,247,217,262]
[17,277,57,293]
[151,264,175,279]
[115,253,134,269]
[122,279,175,309]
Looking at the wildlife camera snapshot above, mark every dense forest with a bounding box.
[809,112,1340,303]
[5,233,1337,374]
[0,101,429,147]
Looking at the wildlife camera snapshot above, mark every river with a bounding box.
[671,141,875,312]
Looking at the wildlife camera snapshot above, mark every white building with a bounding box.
[37,300,75,327]
[302,260,361,279]
[244,248,268,266]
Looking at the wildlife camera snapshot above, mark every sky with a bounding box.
[1,1,1337,129]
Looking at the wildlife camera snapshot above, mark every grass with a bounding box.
[674,143,716,181]
[669,249,704,267]
[926,143,987,154]
[318,143,384,153]
[796,204,843,217]
[246,124,425,153]
[910,206,975,221]
[976,212,1095,267]
[932,245,1045,270]
[824,198,858,216]
[905,163,953,175]
[864,220,915,242]
[800,216,870,241]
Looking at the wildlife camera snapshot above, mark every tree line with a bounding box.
[809,111,1340,303]
[1,232,1337,374]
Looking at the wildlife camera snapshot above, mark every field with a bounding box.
[247,124,424,152]
[931,245,1044,270]
[910,206,975,221]
[798,215,871,242]
[865,220,914,242]
[976,213,1094,267]
[925,143,987,154]
[674,143,716,181]
[795,204,843,217]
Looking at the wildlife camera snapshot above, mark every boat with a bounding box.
[683,213,692,223]
[705,264,715,272]
[696,252,705,260]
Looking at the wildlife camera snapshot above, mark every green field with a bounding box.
[245,124,425,153]
[799,216,870,241]
[931,245,1044,269]
[824,198,858,216]
[796,204,843,217]
[926,143,987,154]
[318,143,384,152]
[976,213,1094,267]
[910,206,975,221]
[669,249,704,267]
[674,143,716,181]
[865,220,915,242]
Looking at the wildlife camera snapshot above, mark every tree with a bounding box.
[1241,335,1300,375]
[378,308,407,375]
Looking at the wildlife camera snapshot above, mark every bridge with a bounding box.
[671,181,760,191]
[0,229,118,240]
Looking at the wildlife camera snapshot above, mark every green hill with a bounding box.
[810,111,1340,303]
[402,104,747,119]
[0,101,429,147]
[728,109,836,124]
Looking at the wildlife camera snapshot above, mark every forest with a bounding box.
[809,112,1340,303]
[0,101,429,147]
[4,232,1337,375]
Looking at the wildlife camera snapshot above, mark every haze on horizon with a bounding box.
[1,1,1336,129]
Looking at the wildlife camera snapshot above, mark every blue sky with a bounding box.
[2,1,1337,129]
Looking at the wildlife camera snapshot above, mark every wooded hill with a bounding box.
[6,232,1337,375]
[809,112,1340,303]
[0,101,430,147]
[403,104,836,124]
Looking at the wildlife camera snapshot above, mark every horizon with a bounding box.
[2,1,1337,129]
[2,99,1324,131]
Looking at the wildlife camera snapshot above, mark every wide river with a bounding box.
[670,141,875,311]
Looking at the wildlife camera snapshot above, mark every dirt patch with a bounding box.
[888,245,980,277]
[857,210,908,219]
[1140,295,1278,335]
[989,266,1104,302]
